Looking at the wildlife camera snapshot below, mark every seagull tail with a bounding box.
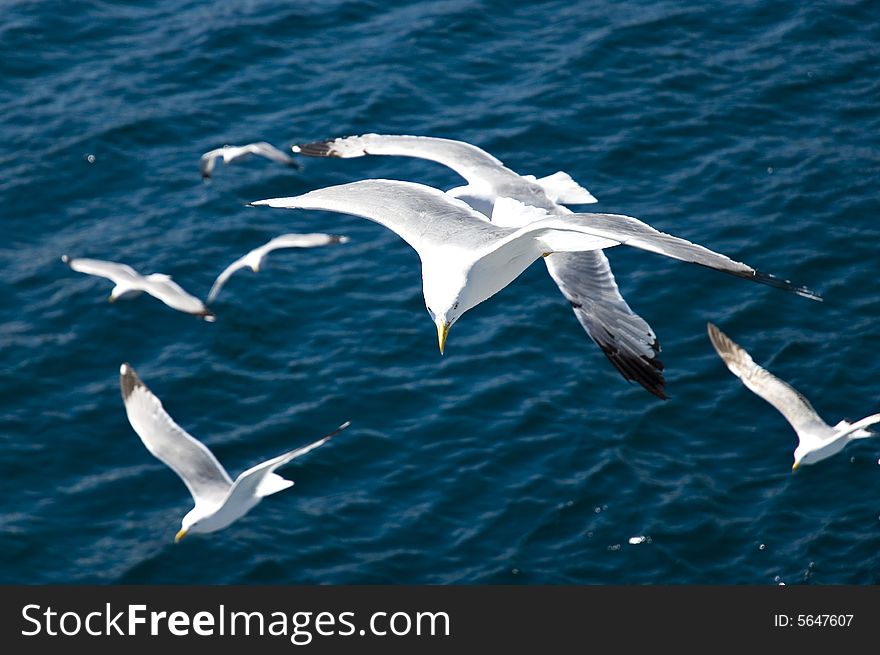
[256,472,294,497]
[840,413,880,439]
[535,171,599,205]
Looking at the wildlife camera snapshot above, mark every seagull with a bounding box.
[707,323,879,470]
[119,363,350,541]
[61,255,215,321]
[293,133,598,214]
[250,179,820,358]
[207,233,350,304]
[200,142,300,179]
[293,134,662,397]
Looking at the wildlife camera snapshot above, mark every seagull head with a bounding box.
[176,508,210,542]
[176,512,195,542]
[793,435,849,472]
[425,305,457,355]
[422,255,510,354]
[792,443,808,471]
[244,252,263,273]
[423,268,469,355]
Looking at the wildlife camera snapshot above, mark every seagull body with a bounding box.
[200,142,300,179]
[62,255,214,321]
[293,135,672,396]
[251,179,819,357]
[207,233,350,303]
[707,323,879,469]
[119,363,349,540]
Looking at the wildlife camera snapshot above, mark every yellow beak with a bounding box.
[436,320,449,355]
[791,461,800,471]
[174,528,188,543]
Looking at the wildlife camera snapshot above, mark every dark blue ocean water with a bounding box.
[2,0,879,584]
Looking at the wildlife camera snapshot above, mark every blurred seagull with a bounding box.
[119,363,349,541]
[707,323,879,470]
[61,255,214,321]
[200,142,300,179]
[251,179,820,356]
[293,134,652,396]
[207,233,350,303]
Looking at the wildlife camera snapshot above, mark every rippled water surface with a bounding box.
[2,0,879,583]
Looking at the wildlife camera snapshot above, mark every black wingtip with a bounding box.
[292,139,338,157]
[750,269,823,302]
[595,337,668,400]
[323,420,351,441]
[119,362,143,401]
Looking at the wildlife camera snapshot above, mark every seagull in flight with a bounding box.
[200,142,300,179]
[707,323,879,470]
[292,134,651,397]
[207,233,350,303]
[251,179,820,360]
[61,255,215,321]
[119,363,349,541]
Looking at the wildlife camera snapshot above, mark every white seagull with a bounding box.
[250,179,820,357]
[293,134,660,396]
[200,142,300,179]
[119,363,349,541]
[707,323,879,470]
[207,233,350,303]
[61,255,215,321]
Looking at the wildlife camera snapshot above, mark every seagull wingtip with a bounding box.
[705,322,730,348]
[323,420,352,441]
[291,139,340,158]
[119,363,141,400]
[751,270,823,302]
